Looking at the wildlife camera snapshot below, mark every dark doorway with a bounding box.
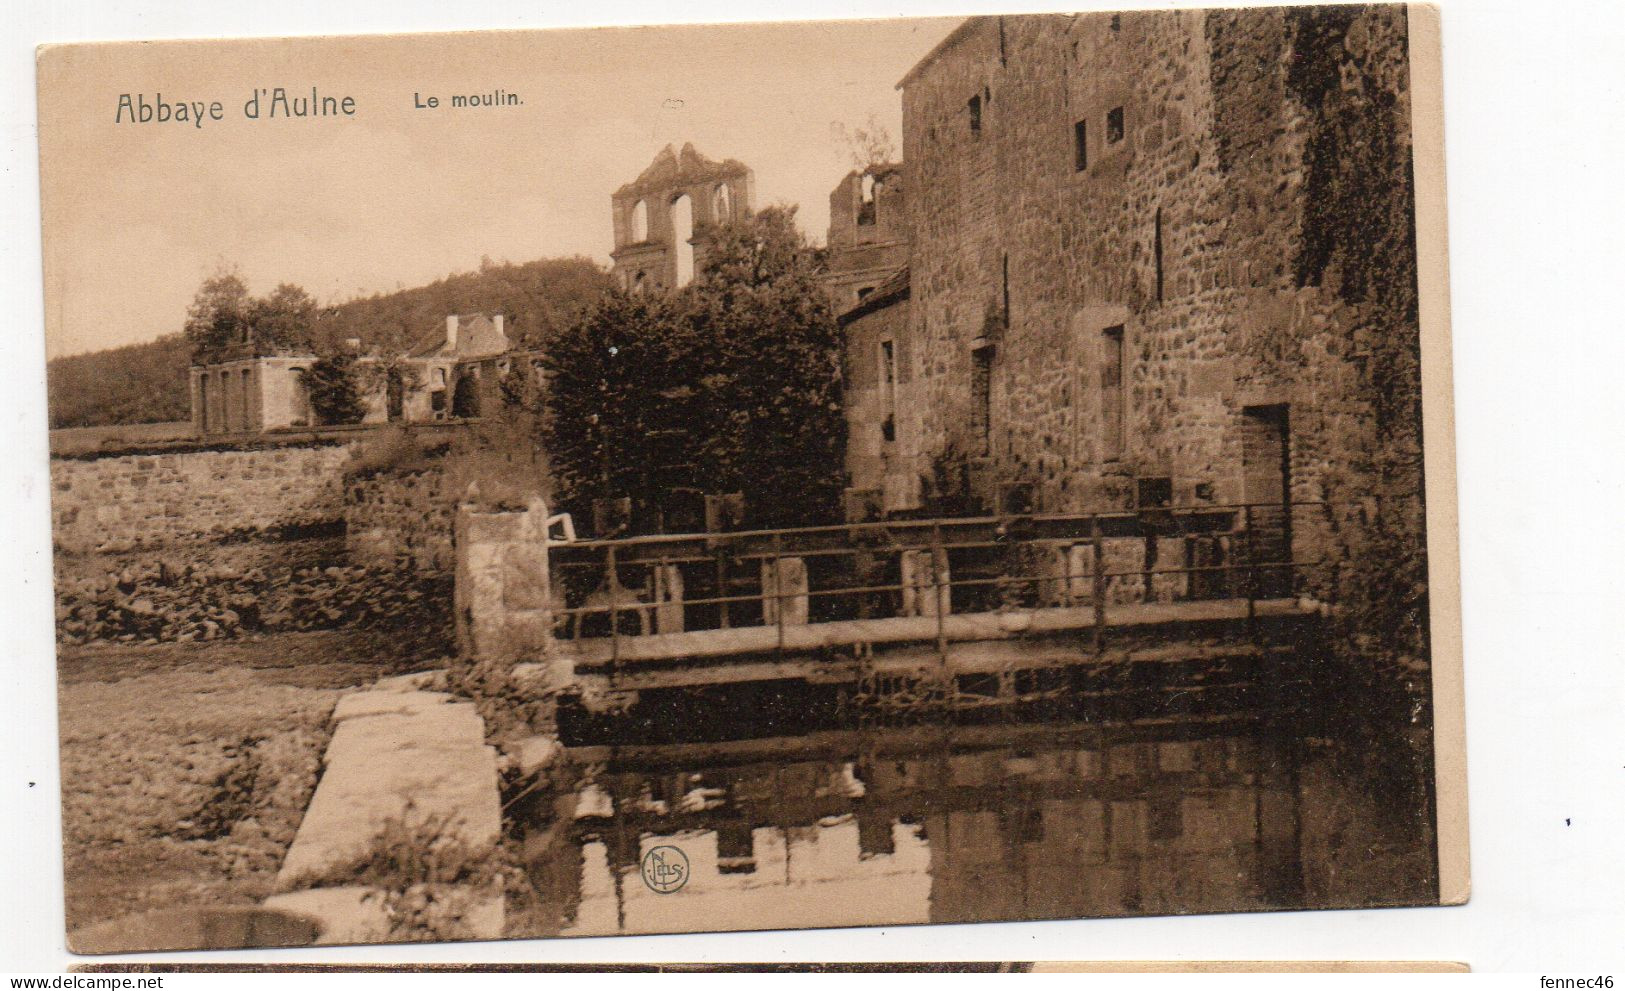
[386,367,405,421]
[451,373,480,419]
[1241,404,1292,598]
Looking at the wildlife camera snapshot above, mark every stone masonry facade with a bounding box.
[50,442,359,556]
[892,8,1422,602]
[344,464,455,573]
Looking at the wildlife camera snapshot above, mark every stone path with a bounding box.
[267,674,504,943]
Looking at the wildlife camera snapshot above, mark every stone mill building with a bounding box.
[838,7,1424,595]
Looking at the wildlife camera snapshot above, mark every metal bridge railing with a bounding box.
[546,501,1332,667]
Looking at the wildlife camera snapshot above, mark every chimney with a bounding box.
[446,314,460,352]
[492,314,505,343]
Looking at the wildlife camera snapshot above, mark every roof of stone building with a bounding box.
[838,266,911,326]
[615,142,751,200]
[897,17,993,89]
[406,313,512,361]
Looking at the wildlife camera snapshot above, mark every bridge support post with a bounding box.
[761,556,809,626]
[901,548,951,618]
[653,562,685,634]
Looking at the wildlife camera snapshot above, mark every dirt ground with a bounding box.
[56,629,434,933]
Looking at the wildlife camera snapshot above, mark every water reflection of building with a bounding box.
[521,723,1315,937]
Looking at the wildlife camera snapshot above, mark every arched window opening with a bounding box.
[713,183,732,223]
[671,194,695,287]
[430,366,448,419]
[630,199,649,242]
[289,368,310,425]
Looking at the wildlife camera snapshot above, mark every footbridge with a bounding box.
[456,500,1336,710]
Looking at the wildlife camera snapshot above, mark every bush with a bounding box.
[307,353,367,426]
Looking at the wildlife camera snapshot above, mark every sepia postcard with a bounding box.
[37,3,1466,955]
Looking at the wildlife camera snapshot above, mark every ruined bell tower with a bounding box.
[610,143,754,292]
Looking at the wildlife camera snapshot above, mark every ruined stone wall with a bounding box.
[900,9,1420,608]
[50,442,358,556]
[826,168,909,315]
[344,462,455,572]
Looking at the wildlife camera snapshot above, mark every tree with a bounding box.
[306,352,367,425]
[830,114,898,171]
[681,205,846,527]
[543,206,846,530]
[542,290,689,518]
[247,283,318,352]
[183,269,251,359]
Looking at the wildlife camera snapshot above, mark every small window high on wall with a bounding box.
[1107,106,1125,145]
[1073,120,1088,172]
[968,94,982,136]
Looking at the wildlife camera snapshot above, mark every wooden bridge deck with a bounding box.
[545,597,1315,692]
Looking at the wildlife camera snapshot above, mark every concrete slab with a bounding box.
[331,689,457,722]
[276,689,501,891]
[263,887,392,946]
[370,670,444,694]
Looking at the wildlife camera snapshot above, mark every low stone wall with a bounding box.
[345,464,454,573]
[50,442,358,556]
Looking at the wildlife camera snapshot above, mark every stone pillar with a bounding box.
[454,493,555,666]
[189,369,205,435]
[1066,544,1094,605]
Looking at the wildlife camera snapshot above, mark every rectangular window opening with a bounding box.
[1073,119,1088,172]
[971,346,994,455]
[1002,253,1011,326]
[1154,206,1164,303]
[1101,326,1125,461]
[1136,477,1173,510]
[1107,106,1125,145]
[879,338,897,444]
[968,94,982,135]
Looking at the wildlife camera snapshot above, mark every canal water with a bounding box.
[511,703,1437,937]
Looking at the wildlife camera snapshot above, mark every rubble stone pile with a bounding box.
[55,558,452,649]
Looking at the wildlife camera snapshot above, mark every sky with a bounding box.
[37,17,957,358]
